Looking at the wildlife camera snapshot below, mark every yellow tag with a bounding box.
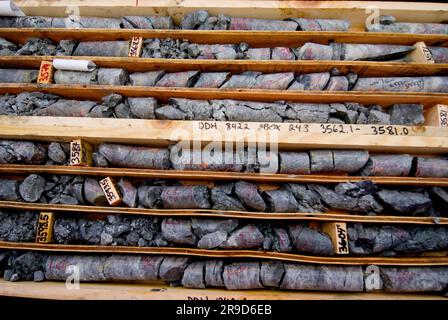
[37,61,54,84]
[99,177,122,206]
[128,36,143,57]
[322,222,349,255]
[69,139,93,166]
[36,212,55,243]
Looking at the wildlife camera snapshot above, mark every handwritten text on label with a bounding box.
[128,36,143,57]
[36,212,55,243]
[37,61,54,84]
[99,177,122,206]
[197,121,413,136]
[70,139,92,166]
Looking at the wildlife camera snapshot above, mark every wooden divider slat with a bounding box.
[1,279,444,300]
[0,116,446,154]
[1,164,447,186]
[1,84,448,107]
[0,200,445,225]
[1,28,448,47]
[1,241,447,266]
[1,56,448,76]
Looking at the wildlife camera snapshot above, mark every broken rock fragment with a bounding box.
[278,152,310,174]
[220,224,264,249]
[0,140,46,164]
[127,97,157,119]
[0,69,38,83]
[19,174,46,202]
[389,104,424,125]
[53,70,97,85]
[197,230,227,249]
[263,189,299,212]
[156,71,199,87]
[194,72,229,88]
[83,177,108,206]
[35,100,96,117]
[223,262,263,290]
[161,186,211,209]
[260,261,285,287]
[161,218,197,245]
[288,72,330,91]
[376,190,432,215]
[159,257,190,282]
[333,150,369,173]
[361,154,413,176]
[181,261,205,288]
[309,150,334,173]
[103,255,163,281]
[73,41,130,57]
[244,48,271,60]
[234,181,266,211]
[191,218,238,237]
[205,260,224,287]
[296,43,333,60]
[380,267,448,292]
[220,71,260,89]
[97,68,129,86]
[342,44,413,61]
[288,224,334,255]
[289,18,350,31]
[129,71,165,86]
[116,178,137,208]
[99,143,170,169]
[48,142,67,164]
[280,264,363,291]
[414,157,448,178]
[229,18,297,31]
[253,72,294,90]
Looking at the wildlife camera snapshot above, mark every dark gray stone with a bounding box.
[376,190,432,215]
[389,104,424,125]
[19,174,46,202]
[48,142,66,164]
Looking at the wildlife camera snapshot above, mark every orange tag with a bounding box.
[99,177,122,206]
[69,139,93,166]
[36,212,55,243]
[128,36,143,57]
[37,61,54,84]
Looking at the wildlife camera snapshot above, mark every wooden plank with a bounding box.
[1,240,448,266]
[0,116,446,154]
[1,84,448,108]
[2,56,448,77]
[0,200,446,225]
[0,279,444,300]
[13,1,448,30]
[1,28,448,47]
[1,164,448,187]
[425,104,448,127]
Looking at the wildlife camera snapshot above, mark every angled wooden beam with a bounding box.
[0,201,446,225]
